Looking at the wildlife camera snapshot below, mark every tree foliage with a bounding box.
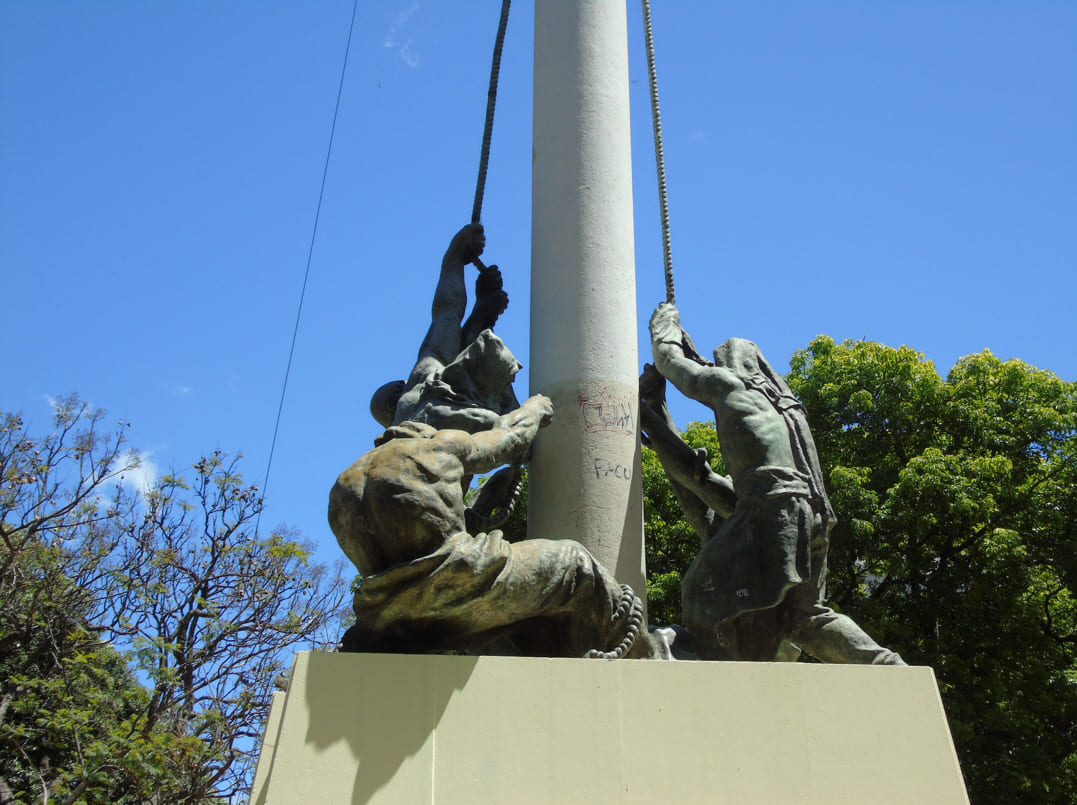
[0,395,347,802]
[637,339,1076,802]
[785,337,1077,802]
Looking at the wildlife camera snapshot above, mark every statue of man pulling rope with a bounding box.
[644,302,905,665]
[331,394,662,659]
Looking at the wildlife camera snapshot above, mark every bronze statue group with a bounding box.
[329,224,905,665]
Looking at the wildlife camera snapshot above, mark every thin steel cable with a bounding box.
[472,0,512,225]
[256,0,359,536]
[642,0,676,304]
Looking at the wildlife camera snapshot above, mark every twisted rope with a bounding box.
[642,0,676,304]
[464,461,524,531]
[472,0,512,226]
[585,584,645,660]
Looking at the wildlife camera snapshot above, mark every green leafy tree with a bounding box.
[636,340,1077,802]
[0,396,348,802]
[0,395,172,804]
[785,337,1077,802]
[0,576,205,804]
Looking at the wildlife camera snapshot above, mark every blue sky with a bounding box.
[3,1,1074,568]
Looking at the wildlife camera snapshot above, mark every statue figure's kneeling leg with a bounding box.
[788,603,906,666]
[347,531,664,659]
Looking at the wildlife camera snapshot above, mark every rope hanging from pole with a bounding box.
[465,0,524,525]
[472,0,512,228]
[642,0,676,304]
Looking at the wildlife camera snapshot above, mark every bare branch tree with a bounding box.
[1,397,348,802]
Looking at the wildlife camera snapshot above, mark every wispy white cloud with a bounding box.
[385,3,421,68]
[175,385,193,396]
[399,40,420,69]
[38,396,156,499]
[111,448,159,496]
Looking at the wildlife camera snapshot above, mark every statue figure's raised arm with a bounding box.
[460,394,554,475]
[649,303,740,406]
[409,223,486,383]
[639,364,736,536]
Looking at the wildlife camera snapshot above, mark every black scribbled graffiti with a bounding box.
[594,457,631,481]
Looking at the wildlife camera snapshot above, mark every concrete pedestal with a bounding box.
[252,652,968,804]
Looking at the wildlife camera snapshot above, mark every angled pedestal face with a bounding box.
[252,652,968,805]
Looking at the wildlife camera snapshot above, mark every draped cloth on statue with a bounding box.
[342,529,633,658]
[738,350,836,528]
[680,340,840,659]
